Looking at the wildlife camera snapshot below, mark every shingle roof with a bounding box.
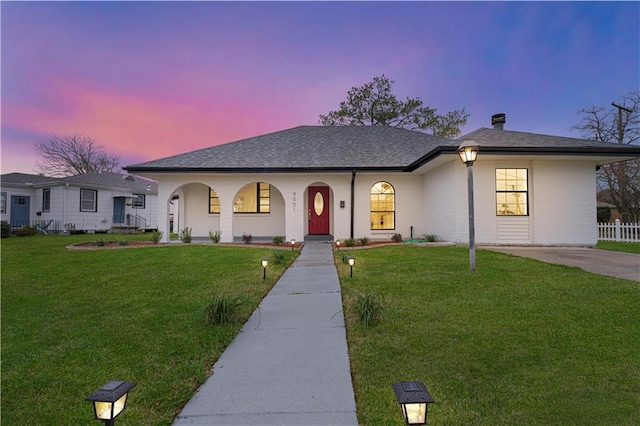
[1,172,158,194]
[124,125,640,173]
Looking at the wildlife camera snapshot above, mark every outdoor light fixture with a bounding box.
[261,257,269,280]
[291,239,296,250]
[347,255,355,278]
[86,381,136,426]
[336,240,341,250]
[392,381,435,425]
[457,139,480,271]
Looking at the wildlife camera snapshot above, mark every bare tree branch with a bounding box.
[35,134,120,177]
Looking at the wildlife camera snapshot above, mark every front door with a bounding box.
[113,198,125,224]
[10,195,30,228]
[308,186,330,235]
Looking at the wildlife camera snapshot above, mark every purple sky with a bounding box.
[2,1,639,174]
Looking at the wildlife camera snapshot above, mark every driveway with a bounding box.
[482,247,640,282]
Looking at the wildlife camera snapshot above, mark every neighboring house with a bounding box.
[0,171,158,233]
[124,115,640,246]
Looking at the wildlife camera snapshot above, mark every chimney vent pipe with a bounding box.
[491,113,506,130]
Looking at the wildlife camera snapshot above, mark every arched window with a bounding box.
[370,181,395,230]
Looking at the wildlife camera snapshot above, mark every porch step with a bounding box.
[304,234,334,242]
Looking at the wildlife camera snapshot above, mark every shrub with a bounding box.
[423,234,439,242]
[391,233,403,243]
[359,237,370,246]
[344,238,356,247]
[118,240,129,246]
[150,230,163,244]
[202,294,243,325]
[272,235,284,245]
[96,238,106,247]
[271,250,286,265]
[209,229,222,243]
[354,292,385,327]
[180,227,192,243]
[16,226,37,237]
[242,233,253,244]
[1,221,11,238]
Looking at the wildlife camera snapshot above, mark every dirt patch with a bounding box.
[67,241,160,250]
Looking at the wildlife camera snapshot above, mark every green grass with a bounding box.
[336,246,640,425]
[1,234,298,425]
[597,240,640,253]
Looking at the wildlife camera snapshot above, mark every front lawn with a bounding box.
[1,234,297,425]
[597,240,640,254]
[336,246,640,425]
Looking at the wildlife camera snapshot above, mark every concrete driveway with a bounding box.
[482,247,640,282]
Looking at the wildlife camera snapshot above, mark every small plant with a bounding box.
[271,250,286,265]
[118,240,129,246]
[354,292,385,327]
[341,252,351,263]
[1,221,11,238]
[391,233,403,243]
[359,237,370,246]
[150,230,163,244]
[423,234,439,242]
[202,294,243,325]
[15,226,37,237]
[180,227,192,243]
[242,233,253,244]
[96,238,106,247]
[209,229,222,243]
[344,238,356,247]
[272,235,284,245]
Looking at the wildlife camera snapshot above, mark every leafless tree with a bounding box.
[572,91,640,222]
[35,134,120,177]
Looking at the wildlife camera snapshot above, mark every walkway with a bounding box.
[173,242,358,425]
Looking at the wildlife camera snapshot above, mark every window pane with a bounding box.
[370,181,395,229]
[80,189,96,212]
[1,192,6,213]
[234,182,270,213]
[496,169,528,216]
[209,188,220,213]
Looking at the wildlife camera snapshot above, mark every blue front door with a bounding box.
[113,198,125,224]
[10,195,30,228]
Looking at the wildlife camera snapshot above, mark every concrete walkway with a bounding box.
[483,246,640,282]
[173,243,358,425]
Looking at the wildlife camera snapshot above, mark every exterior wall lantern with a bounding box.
[392,381,434,425]
[261,257,269,280]
[347,255,355,277]
[86,380,136,426]
[290,239,296,250]
[457,139,480,271]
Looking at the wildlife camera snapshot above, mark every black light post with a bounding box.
[457,140,480,271]
[347,255,355,278]
[261,257,269,280]
[86,381,136,426]
[392,381,435,425]
[335,240,341,251]
[290,239,296,250]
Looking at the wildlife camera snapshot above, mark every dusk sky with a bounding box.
[2,1,639,175]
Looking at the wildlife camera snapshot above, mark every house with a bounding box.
[0,171,158,233]
[124,115,640,246]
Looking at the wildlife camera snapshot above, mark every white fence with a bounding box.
[598,219,640,242]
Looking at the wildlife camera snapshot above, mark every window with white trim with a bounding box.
[0,192,6,214]
[370,181,395,230]
[80,189,97,212]
[42,188,51,212]
[496,168,528,215]
[132,194,145,209]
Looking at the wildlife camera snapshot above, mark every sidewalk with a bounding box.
[173,242,358,425]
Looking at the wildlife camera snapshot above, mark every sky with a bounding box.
[2,1,639,175]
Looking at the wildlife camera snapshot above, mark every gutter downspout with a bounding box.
[350,169,356,239]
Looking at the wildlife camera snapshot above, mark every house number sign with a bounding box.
[292,192,296,211]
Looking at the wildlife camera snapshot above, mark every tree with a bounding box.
[319,75,469,138]
[572,91,640,222]
[35,134,120,177]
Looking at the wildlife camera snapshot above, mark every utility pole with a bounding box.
[611,102,633,143]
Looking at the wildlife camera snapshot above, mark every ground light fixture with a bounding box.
[347,255,355,277]
[457,139,480,271]
[335,240,341,250]
[291,239,296,250]
[261,257,269,280]
[392,381,435,425]
[86,381,136,426]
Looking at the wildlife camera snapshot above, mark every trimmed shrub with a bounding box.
[423,234,439,242]
[272,235,284,245]
[209,229,222,243]
[1,221,11,238]
[179,227,192,243]
[391,233,403,243]
[344,238,356,247]
[242,233,253,244]
[16,226,37,237]
[150,230,163,244]
[359,237,370,246]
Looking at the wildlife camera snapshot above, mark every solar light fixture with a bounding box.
[392,381,434,425]
[291,239,296,250]
[335,240,341,250]
[261,257,269,280]
[86,381,136,426]
[457,139,480,271]
[347,255,355,277]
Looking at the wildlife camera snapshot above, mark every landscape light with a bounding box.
[392,381,434,425]
[347,255,355,277]
[261,257,269,280]
[86,381,136,426]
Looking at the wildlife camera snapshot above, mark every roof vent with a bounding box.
[491,113,506,130]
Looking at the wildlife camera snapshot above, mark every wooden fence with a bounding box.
[598,219,640,242]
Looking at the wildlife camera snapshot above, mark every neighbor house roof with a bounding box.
[1,172,158,194]
[124,125,640,173]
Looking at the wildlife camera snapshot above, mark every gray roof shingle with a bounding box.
[1,172,157,194]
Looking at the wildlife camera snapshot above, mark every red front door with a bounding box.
[308,186,330,235]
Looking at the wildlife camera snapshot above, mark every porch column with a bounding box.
[284,187,305,242]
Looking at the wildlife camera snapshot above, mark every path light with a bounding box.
[290,239,296,250]
[347,255,355,278]
[261,257,269,280]
[392,381,434,425]
[335,240,341,250]
[86,381,136,426]
[457,139,480,271]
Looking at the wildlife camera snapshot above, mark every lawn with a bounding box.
[336,246,640,425]
[597,240,640,254]
[1,234,297,425]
